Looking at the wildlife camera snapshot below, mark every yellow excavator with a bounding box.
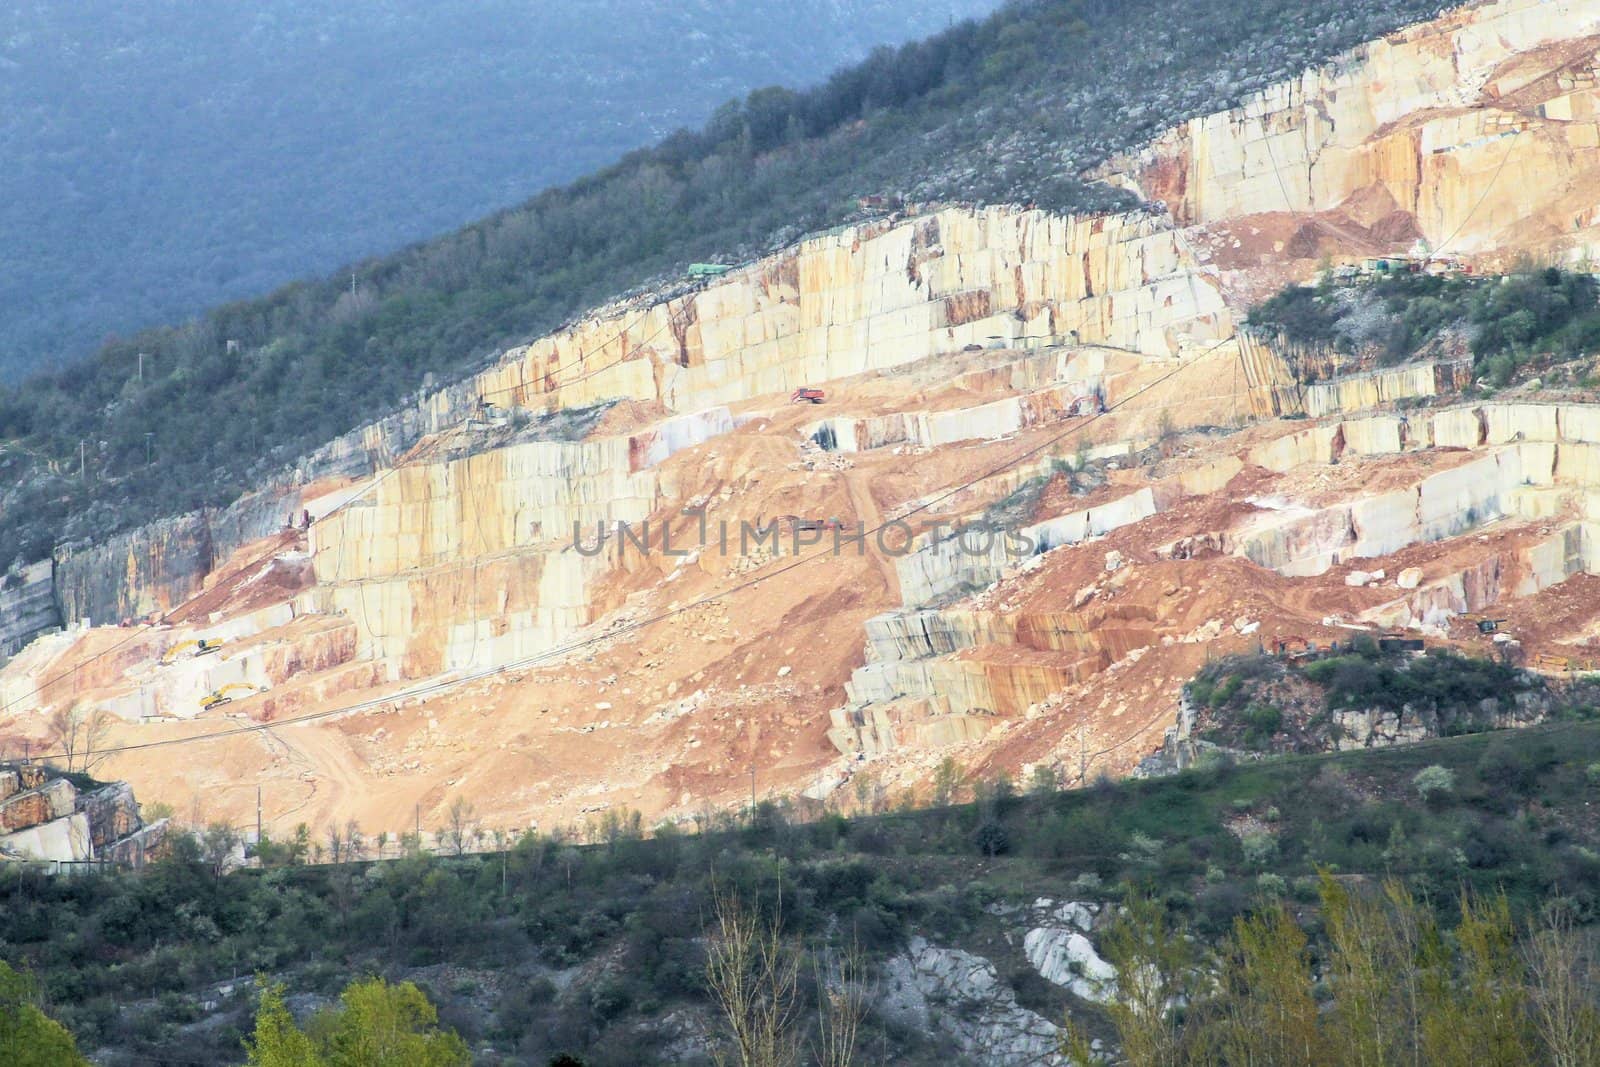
[161,638,224,665]
[199,683,262,711]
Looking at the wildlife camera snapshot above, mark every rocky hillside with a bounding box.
[0,0,1458,567]
[6,0,1600,848]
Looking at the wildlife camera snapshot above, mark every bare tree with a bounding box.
[324,823,344,864]
[557,844,581,888]
[1525,903,1600,1067]
[704,884,801,1067]
[600,807,643,849]
[1322,872,1412,1067]
[813,939,869,1067]
[200,822,241,881]
[343,819,365,861]
[439,797,477,856]
[329,284,378,324]
[1096,889,1204,1067]
[1212,903,1325,1066]
[45,705,76,771]
[46,703,115,774]
[930,756,963,807]
[173,318,218,367]
[78,707,115,775]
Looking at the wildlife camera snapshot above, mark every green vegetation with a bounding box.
[1303,645,1529,715]
[8,720,1600,1062]
[1248,266,1600,381]
[0,0,1458,568]
[1188,645,1576,752]
[0,961,86,1066]
[245,977,468,1067]
[1074,880,1599,1066]
[1413,763,1456,802]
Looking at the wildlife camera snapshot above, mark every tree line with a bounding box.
[1071,877,1600,1066]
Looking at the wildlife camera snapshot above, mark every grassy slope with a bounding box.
[0,0,1457,568]
[7,719,1600,1064]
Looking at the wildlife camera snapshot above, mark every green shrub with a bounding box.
[1251,267,1600,380]
[1210,675,1244,709]
[1412,765,1455,803]
[1304,648,1529,720]
[1125,832,1163,864]
[1241,704,1284,747]
[1477,737,1554,795]
[1241,833,1277,867]
[973,820,1010,857]
[1068,872,1102,896]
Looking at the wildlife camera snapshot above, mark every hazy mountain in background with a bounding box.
[0,0,999,379]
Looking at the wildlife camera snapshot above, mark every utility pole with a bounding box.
[748,715,757,823]
[256,786,263,851]
[144,432,155,466]
[1077,725,1090,786]
[79,440,87,481]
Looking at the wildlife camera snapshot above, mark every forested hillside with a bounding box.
[7,716,1600,1064]
[0,0,999,380]
[0,0,1456,569]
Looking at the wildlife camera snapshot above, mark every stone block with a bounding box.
[0,778,76,833]
[0,813,92,863]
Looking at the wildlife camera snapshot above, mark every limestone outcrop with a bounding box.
[0,764,166,866]
[879,935,1066,1066]
[0,561,59,661]
[1024,900,1116,1004]
[465,207,1232,419]
[1100,0,1600,265]
[51,482,304,630]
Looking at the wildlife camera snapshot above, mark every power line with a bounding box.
[1258,116,1306,220]
[1431,125,1524,259]
[22,335,1239,765]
